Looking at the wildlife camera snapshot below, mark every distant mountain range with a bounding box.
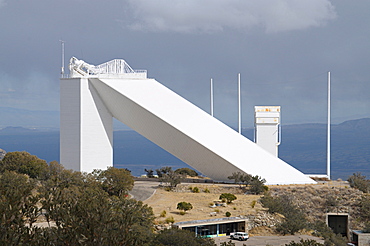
[0,107,59,129]
[0,118,369,180]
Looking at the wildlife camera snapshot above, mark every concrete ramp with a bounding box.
[88,78,314,185]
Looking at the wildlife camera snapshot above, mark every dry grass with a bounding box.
[144,183,263,224]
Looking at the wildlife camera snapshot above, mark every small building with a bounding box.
[326,212,349,239]
[173,216,248,238]
[352,230,370,246]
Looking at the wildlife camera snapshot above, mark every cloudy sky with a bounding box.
[0,0,369,128]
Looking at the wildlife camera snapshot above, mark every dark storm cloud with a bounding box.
[0,0,369,127]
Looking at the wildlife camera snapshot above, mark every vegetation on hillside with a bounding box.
[0,152,215,245]
[228,172,267,194]
[348,172,370,193]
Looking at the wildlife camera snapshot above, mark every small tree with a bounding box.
[261,193,307,235]
[144,169,155,178]
[0,151,48,179]
[249,175,266,194]
[177,202,193,214]
[160,170,184,190]
[228,172,252,187]
[219,193,237,204]
[348,172,370,193]
[156,166,172,178]
[360,195,370,221]
[175,168,198,177]
[95,167,134,197]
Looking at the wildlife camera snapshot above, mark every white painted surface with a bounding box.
[60,57,314,184]
[255,106,281,157]
[60,78,113,173]
[89,78,314,184]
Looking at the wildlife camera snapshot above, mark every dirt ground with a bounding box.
[143,182,263,224]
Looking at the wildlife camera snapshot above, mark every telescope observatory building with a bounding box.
[60,57,315,185]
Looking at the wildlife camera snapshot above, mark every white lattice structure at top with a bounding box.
[69,57,147,78]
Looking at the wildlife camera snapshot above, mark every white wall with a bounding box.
[60,78,113,173]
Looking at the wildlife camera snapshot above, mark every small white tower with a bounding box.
[254,106,281,157]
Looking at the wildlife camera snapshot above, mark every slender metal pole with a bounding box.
[210,78,214,117]
[60,40,65,76]
[327,71,331,180]
[238,73,241,134]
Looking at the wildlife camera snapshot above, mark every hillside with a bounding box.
[0,118,369,180]
[142,181,366,234]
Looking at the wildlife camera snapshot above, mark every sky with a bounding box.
[0,0,369,129]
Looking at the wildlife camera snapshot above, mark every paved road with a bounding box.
[213,235,324,246]
[129,181,159,201]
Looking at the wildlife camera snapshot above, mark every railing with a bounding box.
[60,70,147,79]
[64,57,148,79]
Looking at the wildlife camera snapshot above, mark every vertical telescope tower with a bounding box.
[255,106,281,157]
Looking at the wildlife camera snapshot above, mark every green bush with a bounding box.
[174,168,198,177]
[160,210,167,217]
[261,193,307,235]
[250,200,257,208]
[177,201,193,214]
[284,239,324,246]
[165,216,175,224]
[192,187,200,193]
[0,151,48,179]
[219,193,237,204]
[225,211,231,217]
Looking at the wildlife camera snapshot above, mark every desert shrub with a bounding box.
[160,169,184,190]
[165,216,175,224]
[249,175,267,194]
[225,211,231,217]
[227,172,252,187]
[250,200,257,208]
[192,187,200,193]
[177,202,193,214]
[204,188,210,193]
[261,193,307,235]
[284,239,324,246]
[325,195,339,207]
[308,221,347,246]
[219,193,237,204]
[359,194,370,221]
[220,241,236,246]
[160,210,167,217]
[363,222,370,233]
[174,168,198,177]
[348,172,370,193]
[214,208,220,213]
[152,228,215,246]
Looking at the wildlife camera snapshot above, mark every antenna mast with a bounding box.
[60,40,65,76]
[210,78,214,117]
[327,71,331,180]
[238,73,241,134]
